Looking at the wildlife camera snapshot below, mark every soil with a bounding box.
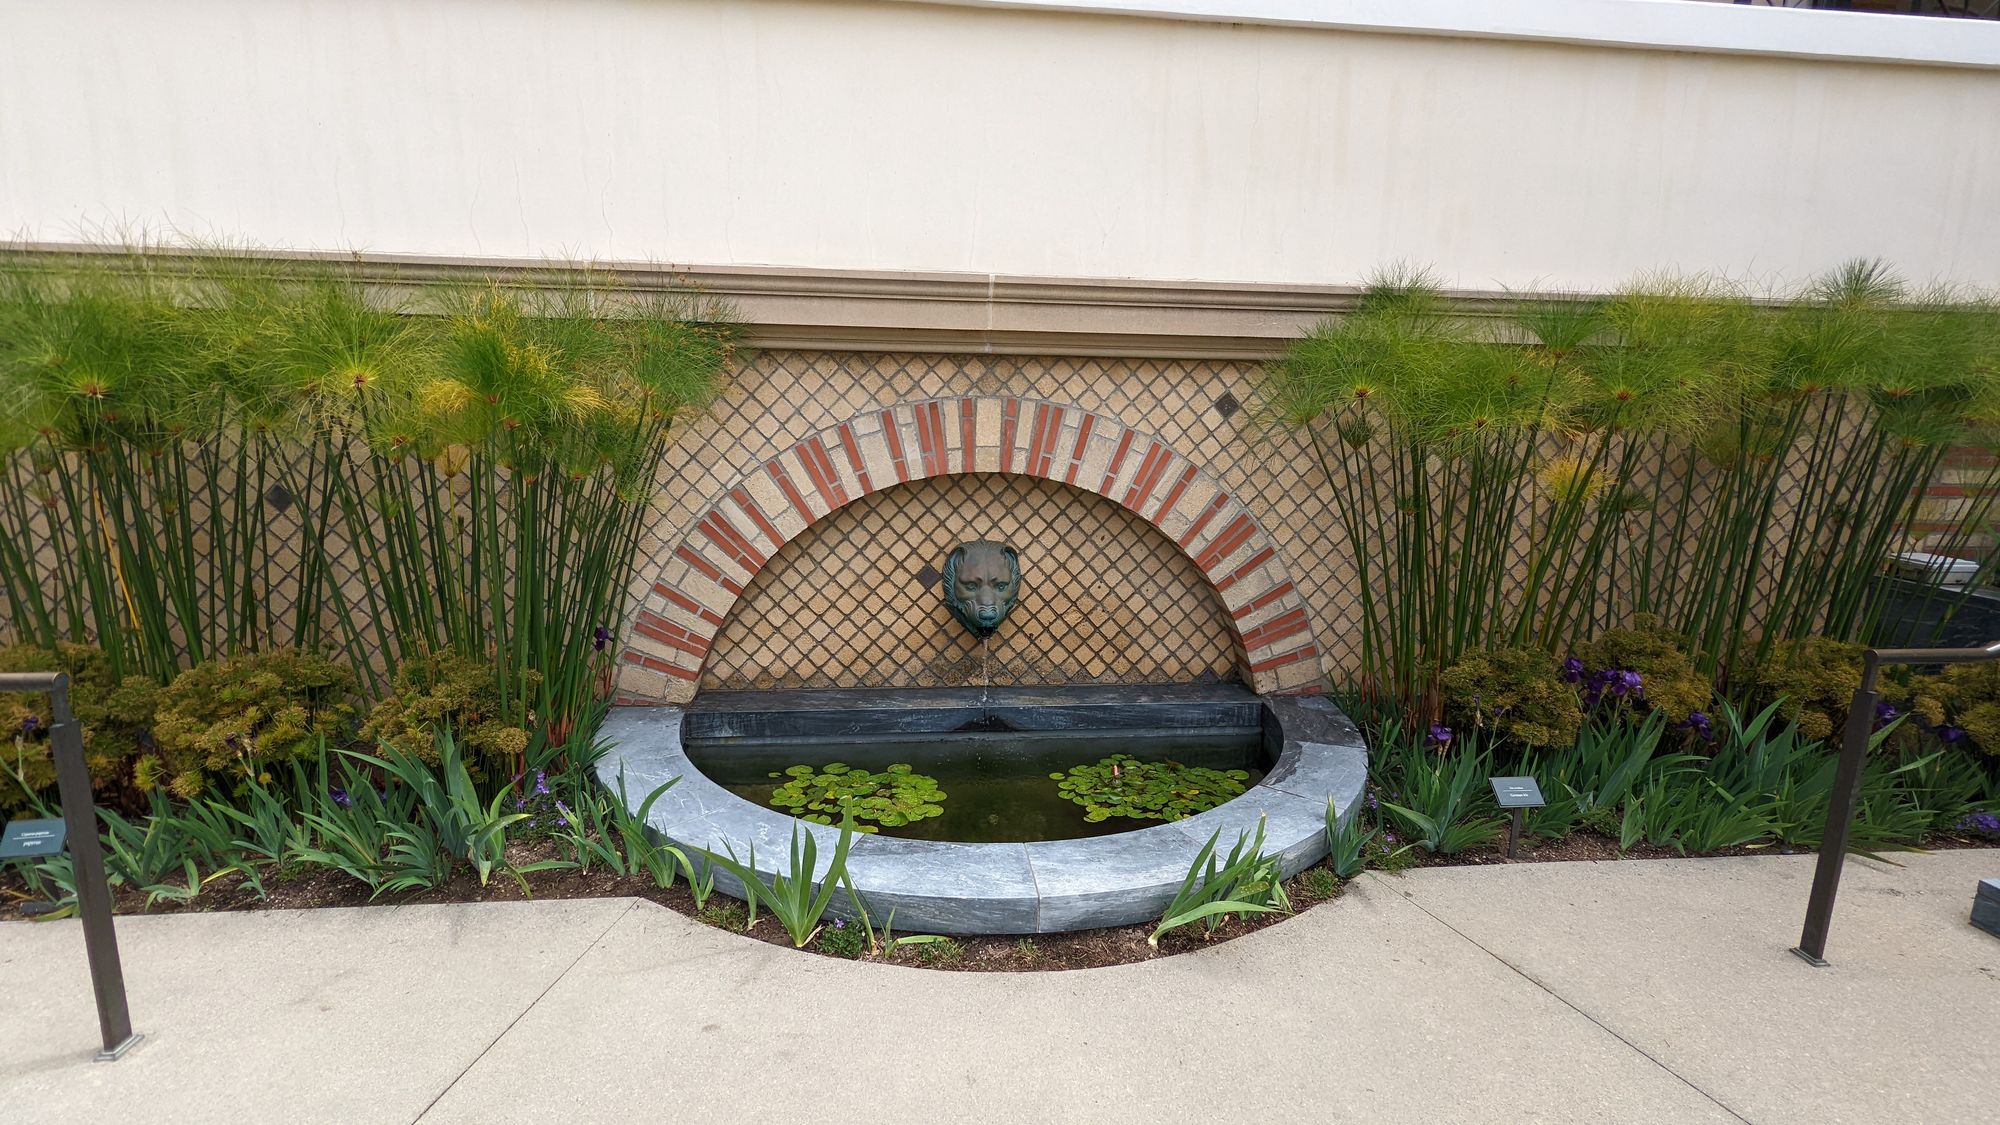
[4,830,1995,973]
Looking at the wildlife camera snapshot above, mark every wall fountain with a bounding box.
[599,529,1368,935]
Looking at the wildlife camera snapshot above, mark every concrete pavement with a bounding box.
[2,849,1993,1124]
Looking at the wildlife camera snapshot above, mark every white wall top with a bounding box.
[3,0,1998,293]
[907,0,2000,69]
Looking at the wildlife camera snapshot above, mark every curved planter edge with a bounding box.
[595,694,1368,936]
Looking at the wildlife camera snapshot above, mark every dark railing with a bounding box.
[0,671,141,1059]
[1792,639,2000,966]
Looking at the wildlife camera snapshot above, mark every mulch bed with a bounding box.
[4,830,1995,972]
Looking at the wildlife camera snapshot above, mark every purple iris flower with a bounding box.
[593,625,611,652]
[1956,811,1999,835]
[1685,711,1714,741]
[1428,723,1454,748]
[1875,702,1900,726]
[1935,724,1967,744]
[534,770,550,796]
[1560,656,1584,684]
[834,917,846,930]
[330,787,352,809]
[21,714,40,734]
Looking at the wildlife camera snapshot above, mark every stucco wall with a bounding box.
[3,0,1997,292]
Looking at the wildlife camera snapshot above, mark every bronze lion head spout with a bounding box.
[942,540,1020,639]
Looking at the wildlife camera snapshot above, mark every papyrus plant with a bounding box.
[1268,262,2000,725]
[0,249,740,766]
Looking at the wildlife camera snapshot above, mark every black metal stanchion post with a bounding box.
[2,671,140,1059]
[1790,638,2000,968]
[1792,662,1877,967]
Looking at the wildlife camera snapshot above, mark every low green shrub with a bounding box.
[1906,662,2000,757]
[1752,637,1866,743]
[1049,754,1250,823]
[359,650,536,771]
[816,916,866,958]
[142,650,357,798]
[1437,646,1583,749]
[1324,796,1378,878]
[765,762,945,832]
[0,642,158,810]
[1573,621,1711,724]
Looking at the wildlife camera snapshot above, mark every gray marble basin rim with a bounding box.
[595,686,1369,936]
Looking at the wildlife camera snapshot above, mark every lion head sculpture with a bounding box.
[942,540,1021,639]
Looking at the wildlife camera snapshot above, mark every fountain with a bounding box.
[598,537,1368,934]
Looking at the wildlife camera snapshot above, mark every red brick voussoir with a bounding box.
[618,397,1323,702]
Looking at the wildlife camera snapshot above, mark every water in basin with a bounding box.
[683,726,1267,844]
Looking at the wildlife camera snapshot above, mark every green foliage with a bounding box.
[815,917,866,958]
[360,649,537,769]
[1150,819,1291,947]
[1515,712,1691,839]
[1268,261,2000,731]
[1574,622,1711,724]
[1753,637,1865,742]
[143,650,357,799]
[1324,797,1378,879]
[1300,866,1339,899]
[765,762,945,832]
[546,779,685,885]
[1906,662,2000,757]
[0,642,157,809]
[1049,754,1250,823]
[1619,775,1771,856]
[911,938,965,966]
[357,735,560,893]
[0,249,740,757]
[705,820,859,947]
[1437,647,1583,749]
[1376,716,1504,848]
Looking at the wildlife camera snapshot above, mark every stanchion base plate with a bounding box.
[93,1033,143,1062]
[1789,946,1830,968]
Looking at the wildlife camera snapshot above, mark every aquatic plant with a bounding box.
[1048,754,1249,823]
[765,762,946,831]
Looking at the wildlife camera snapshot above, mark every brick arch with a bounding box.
[617,396,1321,703]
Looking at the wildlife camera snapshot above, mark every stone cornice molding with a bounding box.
[0,242,1547,360]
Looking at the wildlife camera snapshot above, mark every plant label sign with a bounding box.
[0,817,66,859]
[1489,777,1545,809]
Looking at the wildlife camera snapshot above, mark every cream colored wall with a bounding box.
[2,0,1996,292]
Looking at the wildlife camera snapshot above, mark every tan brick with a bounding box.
[616,664,670,702]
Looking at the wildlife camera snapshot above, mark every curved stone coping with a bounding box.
[595,690,1368,935]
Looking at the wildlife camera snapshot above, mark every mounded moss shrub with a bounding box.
[360,650,534,769]
[0,642,157,810]
[1575,621,1711,724]
[1907,663,2000,757]
[1437,646,1583,749]
[1753,637,1866,743]
[141,650,357,798]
